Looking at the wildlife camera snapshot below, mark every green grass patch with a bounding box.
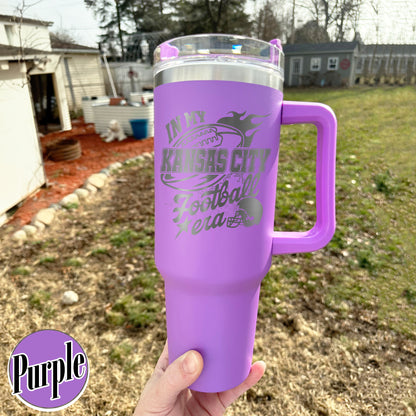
[29,290,56,319]
[12,266,31,276]
[109,341,138,372]
[131,272,158,290]
[109,341,133,365]
[29,290,51,309]
[64,257,83,267]
[90,247,110,256]
[107,294,159,328]
[38,256,57,264]
[403,288,416,306]
[41,239,58,249]
[110,229,140,247]
[62,202,79,210]
[266,87,416,337]
[139,288,156,301]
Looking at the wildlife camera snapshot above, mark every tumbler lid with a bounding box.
[154,34,284,89]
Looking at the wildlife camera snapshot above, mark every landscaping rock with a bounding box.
[32,220,46,232]
[84,183,97,194]
[86,173,107,189]
[61,290,79,305]
[33,208,55,226]
[22,225,37,236]
[0,213,7,227]
[75,188,90,200]
[60,193,79,208]
[12,229,27,242]
[49,203,62,211]
[108,162,122,171]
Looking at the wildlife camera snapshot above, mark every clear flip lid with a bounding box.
[154,34,284,80]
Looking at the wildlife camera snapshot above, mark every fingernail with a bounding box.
[182,352,197,374]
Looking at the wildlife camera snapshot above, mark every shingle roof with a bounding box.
[50,35,98,52]
[0,43,51,59]
[0,14,52,27]
[283,42,359,54]
[360,44,416,55]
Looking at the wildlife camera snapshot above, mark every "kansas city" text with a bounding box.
[161,148,271,174]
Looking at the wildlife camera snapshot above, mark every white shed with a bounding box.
[51,34,106,111]
[0,52,46,216]
[0,14,72,217]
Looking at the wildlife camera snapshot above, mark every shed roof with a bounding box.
[283,42,359,54]
[0,14,52,27]
[360,44,416,55]
[0,43,52,59]
[50,34,99,53]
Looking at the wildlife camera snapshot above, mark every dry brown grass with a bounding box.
[1,157,415,415]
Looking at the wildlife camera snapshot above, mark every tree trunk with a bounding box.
[115,0,125,60]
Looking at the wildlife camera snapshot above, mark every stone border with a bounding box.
[12,152,154,243]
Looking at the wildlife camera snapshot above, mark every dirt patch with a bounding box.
[0,159,415,415]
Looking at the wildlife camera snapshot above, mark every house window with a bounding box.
[372,57,381,73]
[310,57,321,71]
[5,25,18,46]
[355,58,365,74]
[391,58,399,74]
[327,57,339,71]
[355,57,364,73]
[292,57,302,74]
[400,57,407,74]
[290,57,303,86]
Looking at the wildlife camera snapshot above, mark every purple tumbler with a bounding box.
[153,34,337,392]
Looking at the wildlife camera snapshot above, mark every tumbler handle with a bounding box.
[272,101,337,255]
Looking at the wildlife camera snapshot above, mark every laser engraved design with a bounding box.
[160,110,271,237]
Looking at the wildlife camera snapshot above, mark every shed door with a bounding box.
[290,57,303,86]
[0,63,46,215]
[30,73,61,134]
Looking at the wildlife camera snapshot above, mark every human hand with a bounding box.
[133,342,266,416]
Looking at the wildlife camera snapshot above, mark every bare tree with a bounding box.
[297,0,335,33]
[369,0,381,43]
[252,0,284,41]
[5,0,52,87]
[292,19,330,43]
[297,0,363,41]
[174,0,251,36]
[333,0,363,41]
[14,0,48,56]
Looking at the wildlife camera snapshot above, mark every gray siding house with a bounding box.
[283,42,359,87]
[355,44,416,85]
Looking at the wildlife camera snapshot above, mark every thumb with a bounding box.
[154,350,204,407]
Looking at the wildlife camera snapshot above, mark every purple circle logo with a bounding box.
[8,330,89,411]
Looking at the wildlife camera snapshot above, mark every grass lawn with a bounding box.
[1,86,415,415]
[263,86,416,337]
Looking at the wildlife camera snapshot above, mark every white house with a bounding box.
[0,14,51,51]
[0,13,104,219]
